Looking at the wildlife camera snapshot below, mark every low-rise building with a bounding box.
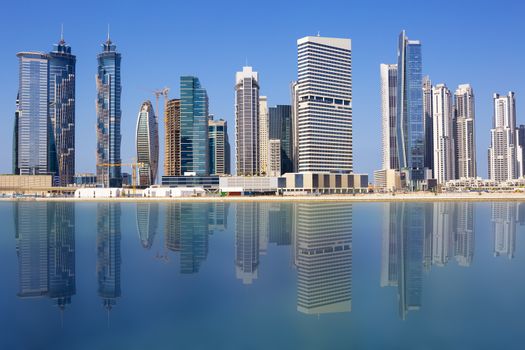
[282,172,368,194]
[74,188,123,198]
[374,169,401,192]
[74,173,97,187]
[219,176,282,194]
[161,176,220,190]
[143,186,206,197]
[0,175,53,189]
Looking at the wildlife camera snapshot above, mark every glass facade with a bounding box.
[208,117,230,175]
[96,37,122,187]
[396,31,424,188]
[180,76,209,176]
[269,105,293,174]
[16,52,51,176]
[49,38,76,186]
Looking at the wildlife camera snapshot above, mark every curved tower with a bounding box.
[136,101,159,186]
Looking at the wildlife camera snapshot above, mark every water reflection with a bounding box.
[136,203,159,249]
[15,202,75,311]
[294,203,352,315]
[97,203,121,312]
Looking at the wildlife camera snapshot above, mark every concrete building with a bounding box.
[454,84,476,179]
[283,172,368,194]
[423,76,433,171]
[380,64,399,170]
[432,84,455,184]
[268,139,281,177]
[235,66,260,176]
[295,36,352,173]
[135,101,159,186]
[259,96,269,175]
[374,169,401,192]
[488,92,517,182]
[164,99,181,176]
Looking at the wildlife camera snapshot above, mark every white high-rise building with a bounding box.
[380,64,398,170]
[432,84,455,184]
[267,139,281,177]
[235,66,260,176]
[454,84,476,179]
[488,92,517,182]
[259,96,269,175]
[295,36,352,172]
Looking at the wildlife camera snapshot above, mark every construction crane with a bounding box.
[153,87,170,118]
[96,162,145,195]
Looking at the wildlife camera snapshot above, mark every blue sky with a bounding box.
[1,0,524,177]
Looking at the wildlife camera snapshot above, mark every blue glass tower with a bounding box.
[180,76,209,176]
[96,34,122,187]
[49,34,76,186]
[396,31,424,189]
[269,105,293,174]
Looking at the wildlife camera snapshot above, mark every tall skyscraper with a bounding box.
[135,101,159,186]
[396,31,424,188]
[259,96,269,175]
[16,52,52,176]
[294,203,352,314]
[49,34,76,186]
[96,34,122,187]
[164,99,181,176]
[488,92,517,182]
[208,116,230,175]
[180,76,209,176]
[432,84,455,184]
[423,76,433,172]
[380,64,399,170]
[454,84,476,179]
[235,66,260,176]
[516,125,525,178]
[295,36,352,173]
[269,105,294,174]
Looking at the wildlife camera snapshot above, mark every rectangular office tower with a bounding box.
[488,92,517,182]
[180,76,209,176]
[96,35,122,187]
[208,116,230,175]
[295,36,352,172]
[396,31,424,189]
[164,99,181,176]
[16,52,52,176]
[380,64,398,170]
[235,66,260,176]
[454,84,476,179]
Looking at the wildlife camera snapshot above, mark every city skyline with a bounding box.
[1,1,524,179]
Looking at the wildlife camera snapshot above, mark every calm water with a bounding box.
[1,201,525,349]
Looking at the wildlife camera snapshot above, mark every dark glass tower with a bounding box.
[49,34,76,185]
[269,105,293,174]
[180,76,209,176]
[96,34,122,187]
[396,30,424,189]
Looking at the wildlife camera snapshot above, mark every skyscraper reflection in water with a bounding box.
[164,203,227,273]
[97,203,121,312]
[136,203,159,249]
[15,202,76,311]
[381,202,475,319]
[235,203,260,284]
[491,202,522,259]
[294,203,352,315]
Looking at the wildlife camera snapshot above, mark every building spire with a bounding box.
[58,24,65,45]
[106,24,111,44]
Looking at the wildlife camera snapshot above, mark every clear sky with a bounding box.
[1,0,524,177]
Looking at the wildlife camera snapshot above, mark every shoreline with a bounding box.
[2,192,525,203]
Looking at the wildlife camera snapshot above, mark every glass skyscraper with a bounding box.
[396,30,424,189]
[49,35,76,186]
[96,35,122,187]
[208,116,230,175]
[16,52,51,175]
[180,76,209,176]
[269,105,293,174]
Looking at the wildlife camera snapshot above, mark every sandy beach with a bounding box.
[2,192,525,203]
